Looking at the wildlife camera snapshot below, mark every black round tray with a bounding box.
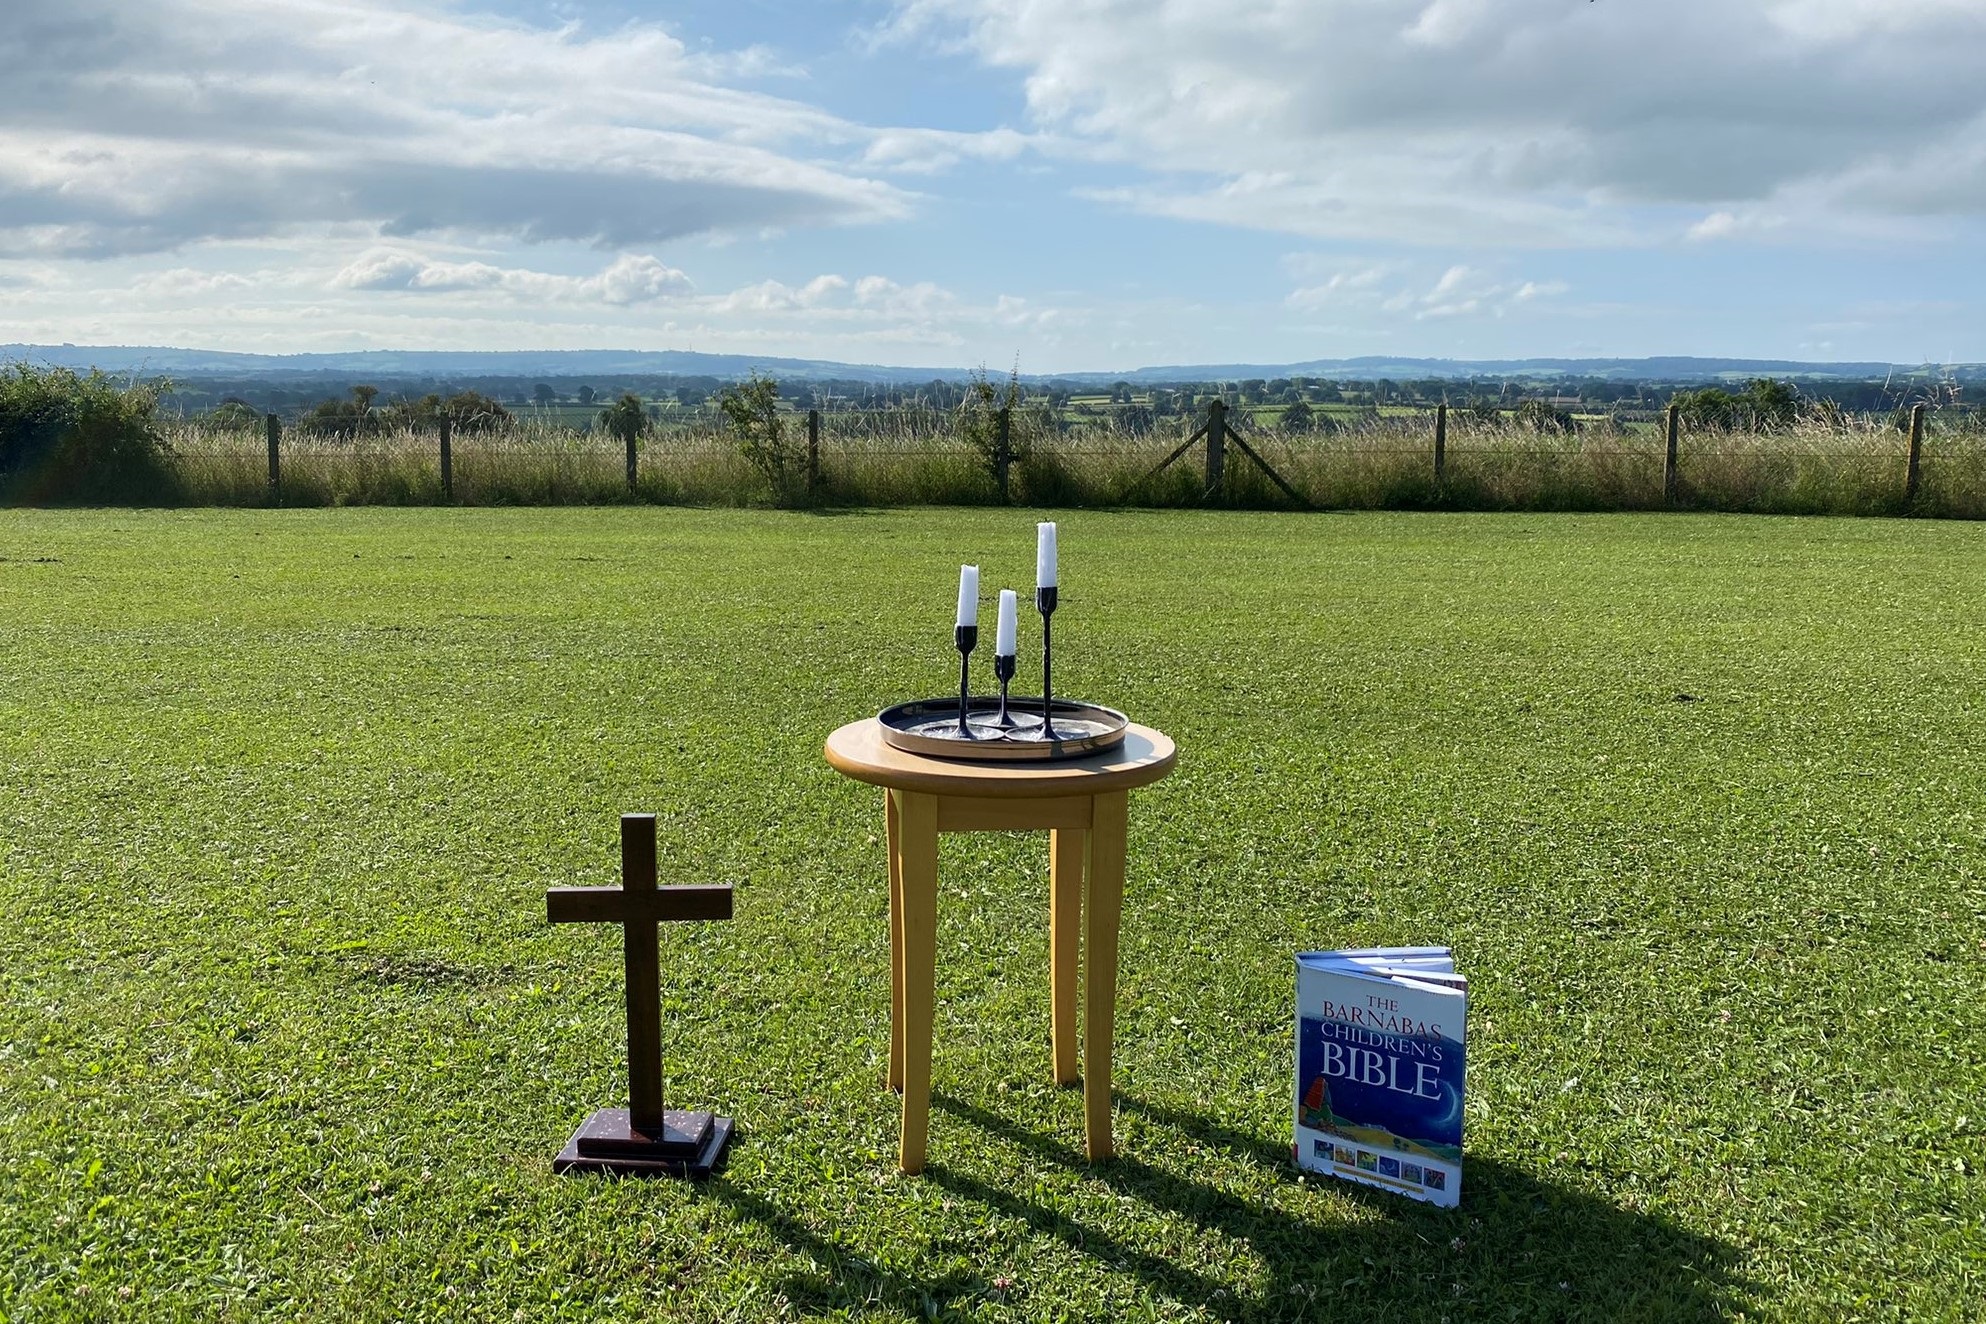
[878,697,1129,762]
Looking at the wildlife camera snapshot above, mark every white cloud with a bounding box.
[1285,262,1394,311]
[1286,258,1566,321]
[0,0,912,259]
[131,268,255,297]
[895,0,1986,246]
[861,127,1040,174]
[330,250,694,305]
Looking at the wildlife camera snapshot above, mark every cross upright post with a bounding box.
[546,813,734,1178]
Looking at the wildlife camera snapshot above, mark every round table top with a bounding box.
[825,717,1176,798]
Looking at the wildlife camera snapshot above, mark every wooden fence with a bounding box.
[208,398,1967,512]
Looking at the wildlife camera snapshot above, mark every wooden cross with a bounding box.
[547,813,734,1178]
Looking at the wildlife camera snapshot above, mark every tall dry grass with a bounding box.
[154,408,1986,518]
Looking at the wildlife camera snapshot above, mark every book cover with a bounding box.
[1293,948,1465,1208]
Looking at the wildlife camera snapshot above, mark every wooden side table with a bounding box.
[824,718,1176,1174]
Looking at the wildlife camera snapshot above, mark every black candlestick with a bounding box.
[1035,586,1057,740]
[955,624,978,736]
[993,652,1018,728]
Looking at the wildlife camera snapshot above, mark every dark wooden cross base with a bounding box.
[553,1107,735,1179]
[547,813,734,1180]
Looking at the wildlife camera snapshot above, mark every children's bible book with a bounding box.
[1294,947,1465,1208]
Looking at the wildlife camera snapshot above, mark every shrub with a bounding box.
[388,391,512,434]
[957,366,1027,496]
[1515,397,1577,434]
[716,372,798,502]
[301,386,385,438]
[209,398,263,430]
[0,364,172,502]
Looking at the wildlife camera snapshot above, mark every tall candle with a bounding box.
[995,589,1018,655]
[1036,522,1058,588]
[956,565,980,628]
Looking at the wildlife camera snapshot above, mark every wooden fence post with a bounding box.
[1664,404,1680,505]
[1905,403,1925,506]
[807,409,820,496]
[265,413,281,504]
[1434,403,1447,483]
[995,406,1012,503]
[438,415,453,502]
[625,427,638,495]
[1204,399,1228,499]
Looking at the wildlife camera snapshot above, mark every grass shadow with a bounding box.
[702,1178,993,1319]
[913,1091,1749,1321]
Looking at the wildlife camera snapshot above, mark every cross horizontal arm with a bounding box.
[547,884,734,926]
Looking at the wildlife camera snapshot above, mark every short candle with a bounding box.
[995,589,1018,656]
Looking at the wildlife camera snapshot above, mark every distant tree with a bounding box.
[575,385,597,406]
[599,393,646,447]
[302,385,385,438]
[1280,399,1316,433]
[1673,387,1740,430]
[674,386,699,408]
[532,383,557,407]
[1119,404,1154,435]
[1239,379,1267,405]
[208,398,262,430]
[1109,380,1133,405]
[443,390,511,432]
[1516,397,1576,434]
[1741,378,1799,429]
[386,391,511,433]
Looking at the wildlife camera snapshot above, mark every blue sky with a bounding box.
[4,0,1983,371]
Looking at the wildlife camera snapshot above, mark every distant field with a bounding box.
[2,507,1981,1320]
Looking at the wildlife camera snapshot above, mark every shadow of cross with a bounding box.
[546,813,734,1178]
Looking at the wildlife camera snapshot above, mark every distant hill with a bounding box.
[2,343,1975,386]
[0,344,929,385]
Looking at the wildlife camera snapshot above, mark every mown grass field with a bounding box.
[2,507,1981,1322]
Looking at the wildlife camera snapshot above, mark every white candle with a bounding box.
[956,564,980,628]
[996,589,1018,655]
[1036,522,1058,589]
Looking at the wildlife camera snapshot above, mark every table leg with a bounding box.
[886,788,904,1093]
[1083,790,1128,1162]
[895,790,940,1174]
[1049,824,1085,1086]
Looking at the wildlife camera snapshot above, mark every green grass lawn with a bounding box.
[2,508,1981,1322]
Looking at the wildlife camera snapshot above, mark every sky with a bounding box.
[3,0,1984,372]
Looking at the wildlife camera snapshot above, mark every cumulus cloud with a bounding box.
[0,0,911,259]
[893,0,1986,245]
[331,250,693,305]
[311,247,1061,341]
